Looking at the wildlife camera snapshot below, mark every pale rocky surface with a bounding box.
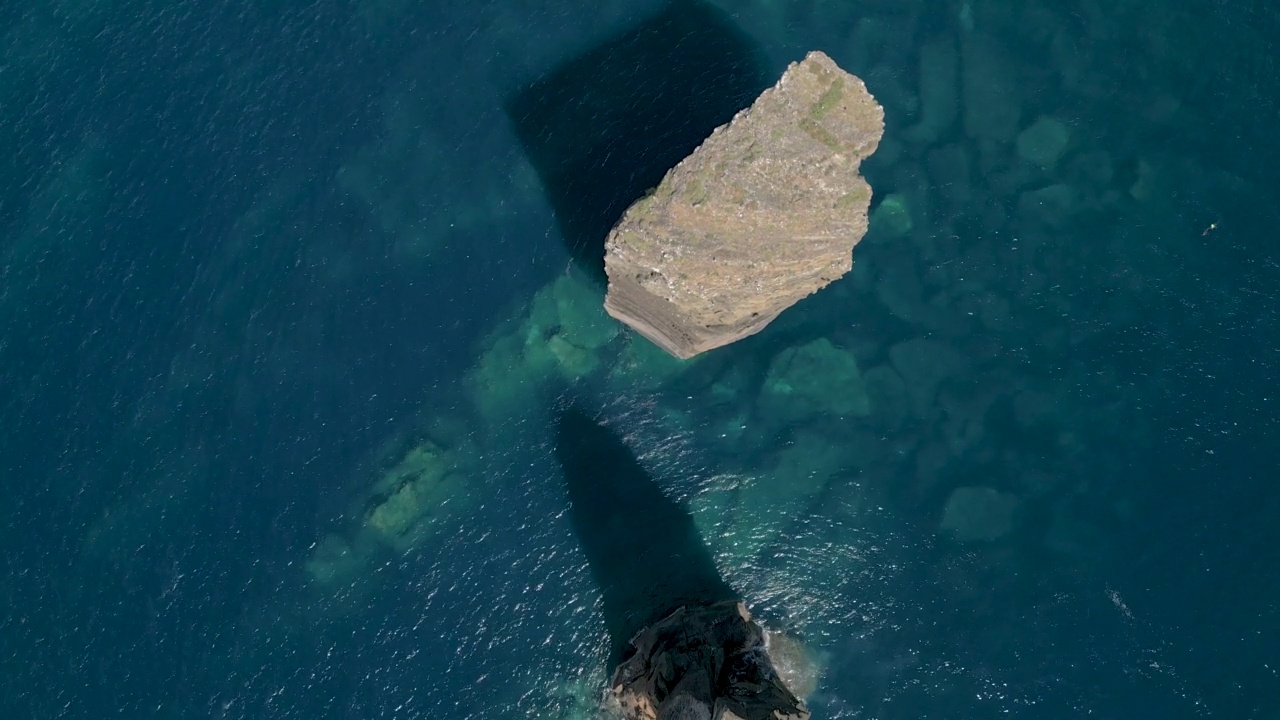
[603,50,884,359]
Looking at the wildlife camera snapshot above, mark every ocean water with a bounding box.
[2,0,1278,718]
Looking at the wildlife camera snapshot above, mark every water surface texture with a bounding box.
[2,1,1278,718]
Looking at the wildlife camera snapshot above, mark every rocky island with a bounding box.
[603,51,884,358]
[612,601,810,720]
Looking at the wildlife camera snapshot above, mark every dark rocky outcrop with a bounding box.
[554,407,809,719]
[612,601,809,720]
[555,406,736,663]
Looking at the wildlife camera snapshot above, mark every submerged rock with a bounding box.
[306,427,479,588]
[362,435,477,551]
[1016,115,1071,169]
[868,192,913,239]
[759,338,871,422]
[603,50,884,359]
[888,337,966,416]
[613,601,809,720]
[939,486,1021,542]
[467,273,617,423]
[764,630,823,701]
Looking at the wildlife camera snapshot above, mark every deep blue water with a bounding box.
[3,1,1278,718]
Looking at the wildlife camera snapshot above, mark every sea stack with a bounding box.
[602,51,884,359]
[612,601,810,720]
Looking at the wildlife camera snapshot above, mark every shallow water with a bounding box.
[3,1,1278,718]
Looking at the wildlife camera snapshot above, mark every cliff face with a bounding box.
[603,51,884,359]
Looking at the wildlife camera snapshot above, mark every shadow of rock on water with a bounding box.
[506,0,769,282]
[553,404,736,664]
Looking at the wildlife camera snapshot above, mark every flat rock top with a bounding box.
[603,50,884,358]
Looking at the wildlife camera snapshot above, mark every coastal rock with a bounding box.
[613,601,810,720]
[765,631,822,701]
[603,51,884,359]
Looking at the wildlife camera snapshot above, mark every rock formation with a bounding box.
[602,51,884,358]
[612,601,809,720]
[554,408,809,718]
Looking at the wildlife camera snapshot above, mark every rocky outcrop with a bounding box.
[612,601,809,720]
[603,51,884,359]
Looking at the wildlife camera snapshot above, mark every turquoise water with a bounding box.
[3,1,1278,718]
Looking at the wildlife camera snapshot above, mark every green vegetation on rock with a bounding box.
[811,78,845,120]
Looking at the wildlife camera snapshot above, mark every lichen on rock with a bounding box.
[603,51,884,359]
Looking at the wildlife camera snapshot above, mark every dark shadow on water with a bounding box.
[506,0,769,282]
[553,404,736,665]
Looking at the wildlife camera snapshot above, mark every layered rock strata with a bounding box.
[603,50,884,358]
